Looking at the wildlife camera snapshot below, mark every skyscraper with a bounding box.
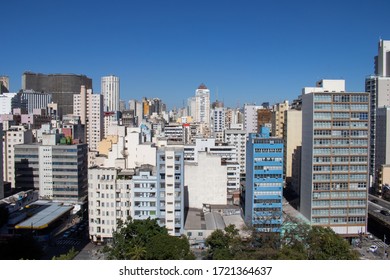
[300,80,369,236]
[101,75,120,113]
[366,40,390,185]
[73,86,104,151]
[245,127,284,232]
[195,83,210,124]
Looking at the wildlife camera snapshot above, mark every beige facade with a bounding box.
[283,109,302,191]
[272,100,289,137]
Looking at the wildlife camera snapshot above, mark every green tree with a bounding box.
[104,217,194,260]
[145,234,195,260]
[306,226,359,260]
[52,247,79,260]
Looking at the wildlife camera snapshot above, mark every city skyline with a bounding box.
[2,0,390,109]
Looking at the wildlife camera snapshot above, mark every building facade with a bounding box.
[195,83,210,125]
[101,75,120,113]
[300,82,369,236]
[15,135,88,202]
[73,86,104,151]
[245,127,284,232]
[156,147,185,236]
[22,72,92,118]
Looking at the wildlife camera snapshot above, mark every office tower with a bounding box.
[244,104,262,134]
[156,147,185,236]
[366,40,390,184]
[301,80,369,236]
[19,89,52,114]
[283,109,302,194]
[22,72,92,118]
[101,75,120,113]
[245,127,284,232]
[0,124,3,199]
[73,86,104,151]
[195,83,210,124]
[14,135,88,202]
[271,100,289,137]
[3,126,33,188]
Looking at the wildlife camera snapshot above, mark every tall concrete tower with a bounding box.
[101,75,120,113]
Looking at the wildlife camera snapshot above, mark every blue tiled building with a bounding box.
[245,127,284,232]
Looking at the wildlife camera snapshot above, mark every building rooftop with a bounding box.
[15,201,73,230]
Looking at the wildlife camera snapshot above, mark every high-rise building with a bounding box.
[101,75,120,113]
[271,100,289,137]
[283,109,302,193]
[73,86,104,151]
[224,128,247,176]
[14,134,88,202]
[88,166,158,243]
[195,83,210,124]
[366,40,390,184]
[245,127,284,232]
[22,72,92,118]
[375,107,390,194]
[244,104,262,134]
[3,126,33,188]
[300,80,369,236]
[156,147,185,236]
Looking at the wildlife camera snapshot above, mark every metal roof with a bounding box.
[15,201,73,230]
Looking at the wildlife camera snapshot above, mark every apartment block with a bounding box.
[156,147,185,236]
[300,81,369,236]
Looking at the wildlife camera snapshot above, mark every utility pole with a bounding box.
[384,235,387,259]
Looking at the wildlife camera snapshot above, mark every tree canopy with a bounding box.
[103,217,195,260]
[204,221,359,260]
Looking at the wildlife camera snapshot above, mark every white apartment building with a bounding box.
[88,166,158,243]
[224,128,247,175]
[0,92,19,114]
[244,104,262,134]
[156,147,185,236]
[101,75,120,113]
[73,86,104,151]
[3,125,33,188]
[195,83,210,124]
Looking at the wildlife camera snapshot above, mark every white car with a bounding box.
[369,245,378,253]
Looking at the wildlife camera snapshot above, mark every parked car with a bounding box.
[369,245,378,253]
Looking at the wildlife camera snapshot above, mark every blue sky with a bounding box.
[2,0,390,110]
